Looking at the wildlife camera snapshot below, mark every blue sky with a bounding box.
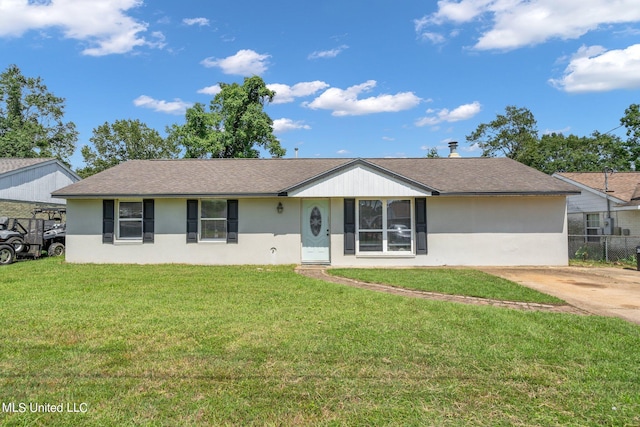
[1,0,639,169]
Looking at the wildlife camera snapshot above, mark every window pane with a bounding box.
[201,219,227,240]
[119,202,142,219]
[119,221,142,238]
[201,200,227,219]
[359,200,382,229]
[585,214,599,228]
[387,200,411,229]
[359,232,382,252]
[388,231,411,251]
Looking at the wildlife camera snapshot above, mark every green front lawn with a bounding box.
[0,258,638,426]
[328,268,565,304]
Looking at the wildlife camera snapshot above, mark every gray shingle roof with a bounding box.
[556,172,640,206]
[52,157,578,198]
[0,158,54,175]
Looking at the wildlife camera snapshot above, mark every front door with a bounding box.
[301,199,330,264]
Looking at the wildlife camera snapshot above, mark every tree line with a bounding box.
[0,65,284,178]
[465,105,640,174]
[1,64,639,177]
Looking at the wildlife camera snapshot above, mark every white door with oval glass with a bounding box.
[301,199,330,263]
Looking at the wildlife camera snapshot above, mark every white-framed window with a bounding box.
[585,213,600,242]
[357,199,412,253]
[200,199,227,241]
[117,200,143,240]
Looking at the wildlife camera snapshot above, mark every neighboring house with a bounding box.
[53,157,578,266]
[0,158,81,218]
[553,172,640,237]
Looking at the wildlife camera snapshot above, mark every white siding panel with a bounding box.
[566,190,608,214]
[0,163,78,204]
[289,165,430,198]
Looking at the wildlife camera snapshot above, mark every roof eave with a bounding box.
[436,191,580,197]
[53,192,283,199]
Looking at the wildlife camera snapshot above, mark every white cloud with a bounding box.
[183,17,209,26]
[416,0,640,51]
[197,84,222,96]
[133,95,192,115]
[549,44,640,92]
[201,49,270,75]
[337,149,350,155]
[267,81,330,104]
[415,101,481,127]
[0,0,159,56]
[273,118,311,133]
[308,45,349,59]
[305,80,421,116]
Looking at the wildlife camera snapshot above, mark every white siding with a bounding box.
[289,165,430,198]
[565,190,608,214]
[0,162,78,204]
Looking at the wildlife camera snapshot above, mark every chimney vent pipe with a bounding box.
[448,141,460,158]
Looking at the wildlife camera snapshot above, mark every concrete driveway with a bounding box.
[478,266,640,325]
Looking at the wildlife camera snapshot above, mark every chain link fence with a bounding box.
[569,235,640,262]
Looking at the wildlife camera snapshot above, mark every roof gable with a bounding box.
[285,159,435,197]
[0,158,54,175]
[0,158,81,181]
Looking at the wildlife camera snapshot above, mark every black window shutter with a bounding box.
[186,199,198,243]
[415,198,427,254]
[227,200,238,244]
[344,199,356,255]
[143,199,154,243]
[102,199,115,244]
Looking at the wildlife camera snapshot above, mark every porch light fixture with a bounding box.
[277,202,284,214]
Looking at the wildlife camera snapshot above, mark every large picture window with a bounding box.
[118,201,143,239]
[357,199,412,253]
[201,199,227,241]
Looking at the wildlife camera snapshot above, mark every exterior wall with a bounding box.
[0,162,78,204]
[331,195,569,267]
[615,210,640,236]
[565,190,640,236]
[66,195,570,266]
[565,189,608,214]
[66,198,303,265]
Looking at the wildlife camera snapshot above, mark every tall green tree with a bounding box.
[425,147,440,158]
[467,105,636,174]
[168,76,285,158]
[524,132,630,174]
[620,103,640,164]
[465,105,538,161]
[77,119,179,178]
[0,64,77,164]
